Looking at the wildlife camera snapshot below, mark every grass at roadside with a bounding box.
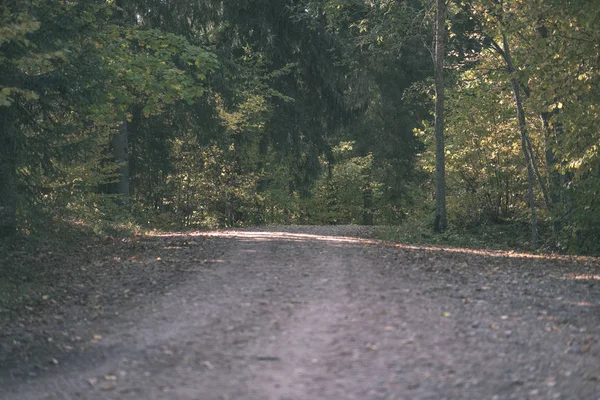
[373,218,550,253]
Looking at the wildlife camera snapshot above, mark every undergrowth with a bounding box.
[0,215,143,323]
[374,217,557,254]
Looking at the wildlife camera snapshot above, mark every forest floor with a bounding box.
[1,225,600,400]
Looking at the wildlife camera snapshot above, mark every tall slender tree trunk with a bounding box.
[0,110,16,237]
[363,175,374,226]
[501,31,538,248]
[542,112,562,236]
[128,106,142,201]
[111,119,130,201]
[433,0,447,233]
[524,135,552,210]
[109,0,134,203]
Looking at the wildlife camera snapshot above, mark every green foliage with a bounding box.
[410,0,600,254]
[303,142,373,224]
[375,216,538,252]
[0,6,42,106]
[0,0,219,237]
[1,0,598,256]
[96,24,218,117]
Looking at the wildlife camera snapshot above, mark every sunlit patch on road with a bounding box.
[565,274,600,281]
[202,230,379,244]
[150,230,600,267]
[567,301,600,308]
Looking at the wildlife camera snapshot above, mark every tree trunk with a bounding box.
[363,178,374,226]
[524,134,552,211]
[542,112,562,236]
[111,119,130,201]
[128,106,142,201]
[0,111,16,238]
[543,112,574,246]
[110,0,131,202]
[501,31,538,248]
[433,0,447,233]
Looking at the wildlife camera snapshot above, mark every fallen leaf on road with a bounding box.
[544,377,557,387]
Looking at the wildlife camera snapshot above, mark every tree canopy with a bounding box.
[1,0,599,254]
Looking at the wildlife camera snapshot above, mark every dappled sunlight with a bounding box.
[390,243,600,263]
[203,230,379,244]
[149,230,600,265]
[565,274,600,281]
[150,229,377,244]
[567,301,600,308]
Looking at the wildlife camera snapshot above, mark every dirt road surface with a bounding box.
[1,226,599,399]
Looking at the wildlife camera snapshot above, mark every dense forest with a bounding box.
[1,0,599,254]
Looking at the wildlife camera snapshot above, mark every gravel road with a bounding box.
[1,226,599,399]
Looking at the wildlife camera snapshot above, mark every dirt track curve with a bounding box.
[1,226,600,400]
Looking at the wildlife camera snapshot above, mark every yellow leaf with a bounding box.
[442,312,451,318]
[42,295,49,300]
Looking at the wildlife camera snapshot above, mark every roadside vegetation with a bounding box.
[1,0,599,258]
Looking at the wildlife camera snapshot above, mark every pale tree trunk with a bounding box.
[525,135,552,210]
[501,31,538,248]
[433,0,447,232]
